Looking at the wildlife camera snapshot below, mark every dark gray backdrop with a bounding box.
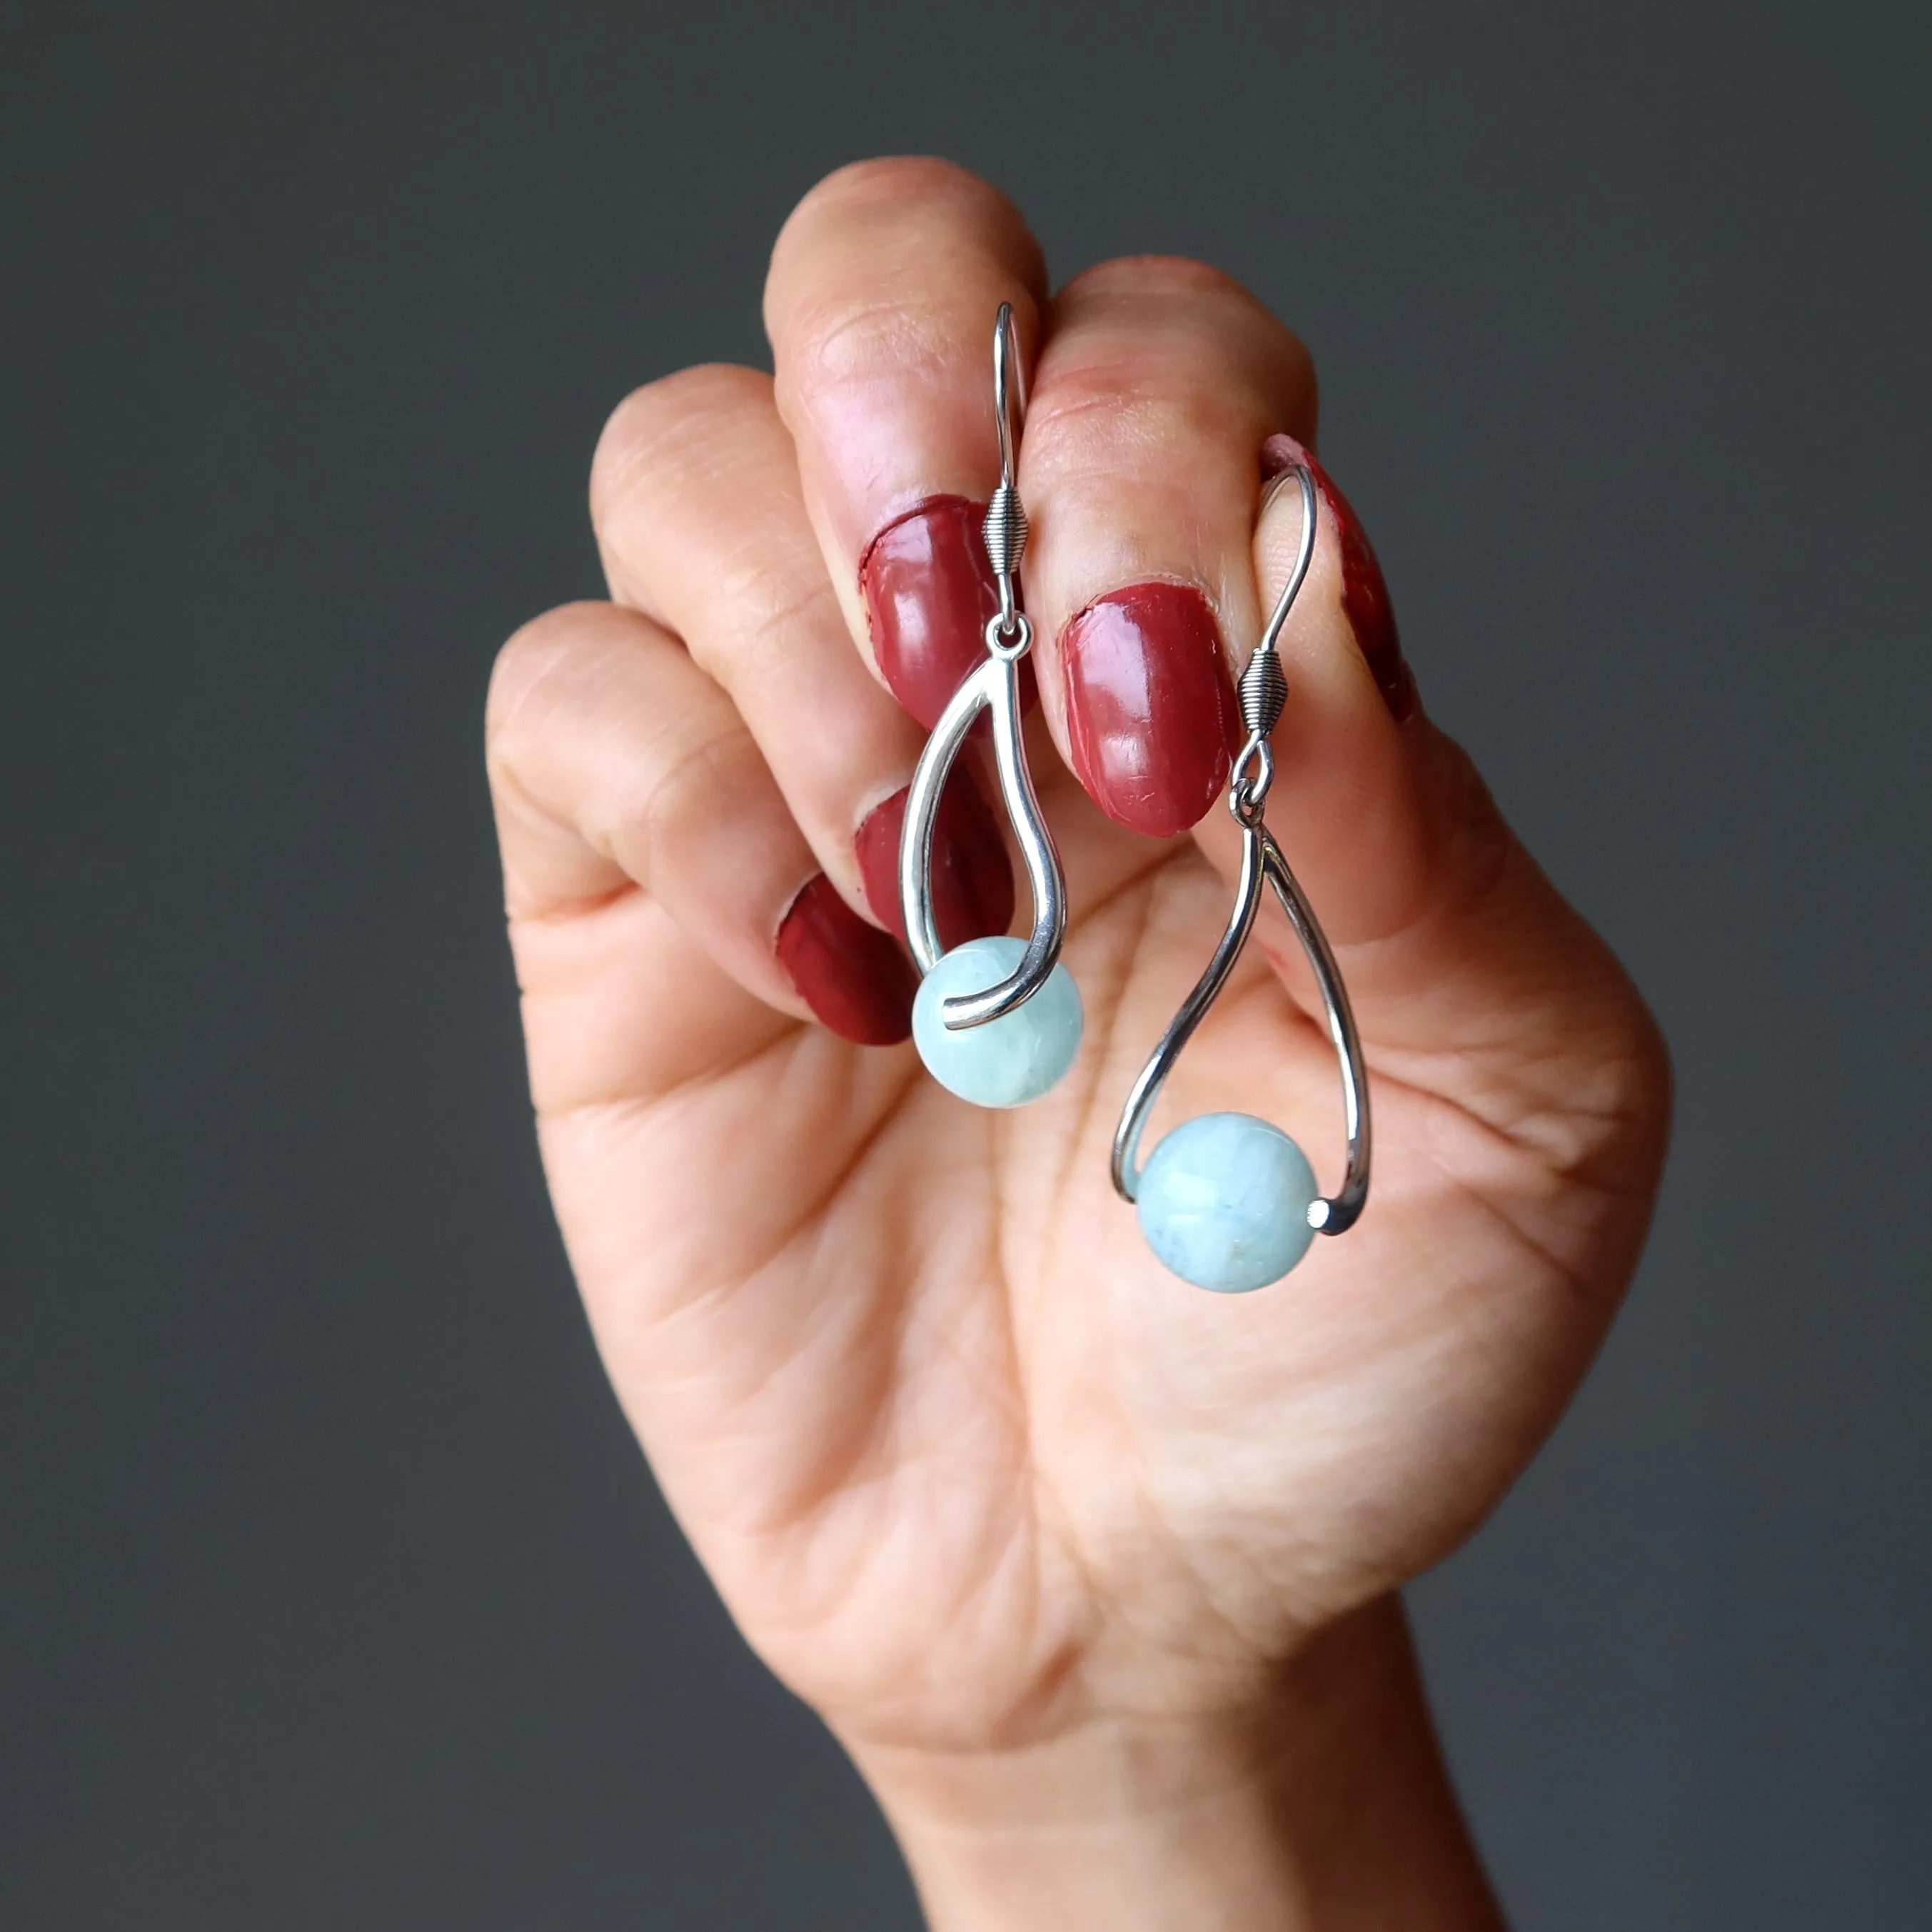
[4,1,1926,1926]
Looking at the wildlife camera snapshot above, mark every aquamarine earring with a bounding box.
[897,304,1082,1108]
[1111,463,1371,1290]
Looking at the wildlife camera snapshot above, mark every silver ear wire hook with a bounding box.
[899,303,1070,1035]
[1112,461,1370,1284]
[985,303,1028,641]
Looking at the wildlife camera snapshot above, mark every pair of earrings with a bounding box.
[898,306,1370,1292]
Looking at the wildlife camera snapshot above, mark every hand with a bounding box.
[486,159,1669,1928]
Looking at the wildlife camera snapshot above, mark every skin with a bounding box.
[486,159,1671,1928]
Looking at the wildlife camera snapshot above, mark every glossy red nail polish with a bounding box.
[1263,435,1417,721]
[855,770,1016,952]
[1060,582,1239,837]
[775,875,917,1046]
[859,495,1003,730]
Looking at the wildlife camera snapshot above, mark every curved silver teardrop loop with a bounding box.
[1111,823,1266,1199]
[897,645,1069,1031]
[1256,825,1371,1233]
[899,301,1067,1033]
[1112,452,1367,1237]
[1110,823,1370,1234]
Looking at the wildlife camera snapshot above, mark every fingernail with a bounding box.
[855,770,1017,953]
[1061,582,1239,837]
[776,875,917,1046]
[859,495,1002,730]
[1263,435,1417,721]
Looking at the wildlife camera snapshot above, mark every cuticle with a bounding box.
[853,780,915,840]
[856,491,987,588]
[773,872,820,949]
[1059,575,1225,645]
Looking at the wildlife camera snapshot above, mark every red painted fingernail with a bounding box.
[1263,435,1417,722]
[859,495,1003,730]
[775,875,917,1046]
[855,770,1016,953]
[1060,582,1239,837]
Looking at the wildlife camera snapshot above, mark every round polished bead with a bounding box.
[912,935,1084,1108]
[1136,1112,1318,1292]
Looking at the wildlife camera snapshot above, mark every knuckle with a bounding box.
[707,564,842,678]
[1042,256,1317,423]
[485,602,654,790]
[633,717,756,864]
[782,154,1003,237]
[767,159,1042,401]
[589,363,770,529]
[485,603,606,763]
[1059,253,1255,308]
[1025,361,1244,489]
[780,286,962,399]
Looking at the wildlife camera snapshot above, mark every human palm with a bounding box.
[488,159,1669,1784]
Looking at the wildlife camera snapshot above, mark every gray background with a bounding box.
[4,1,1926,1925]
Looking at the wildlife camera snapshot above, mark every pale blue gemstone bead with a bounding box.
[1136,1112,1318,1292]
[912,935,1083,1108]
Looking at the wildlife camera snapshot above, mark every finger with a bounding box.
[1014,256,1317,838]
[590,363,1012,950]
[1004,258,1439,948]
[486,601,917,1049]
[1007,258,1661,1144]
[764,156,1048,728]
